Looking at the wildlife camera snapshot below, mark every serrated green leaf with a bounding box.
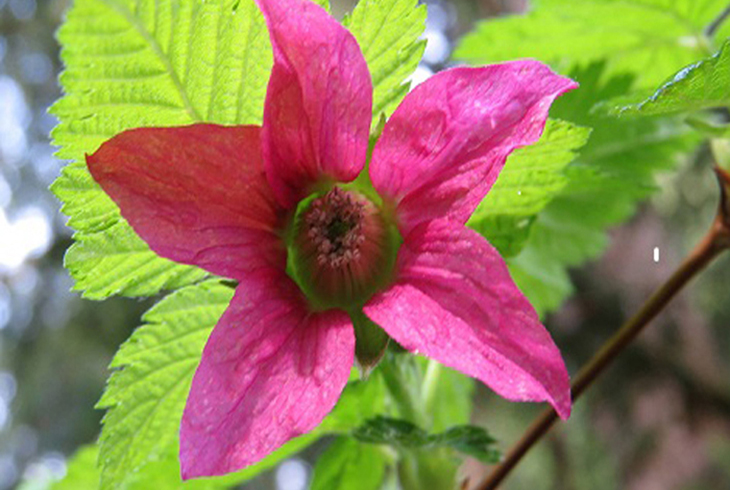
[618,39,730,116]
[353,416,500,463]
[468,119,590,257]
[354,416,431,446]
[96,280,233,489]
[430,426,500,463]
[454,0,727,89]
[65,222,207,299]
[344,0,426,124]
[310,438,388,490]
[506,62,698,315]
[51,0,273,298]
[53,0,425,299]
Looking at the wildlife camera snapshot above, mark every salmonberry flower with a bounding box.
[86,0,576,479]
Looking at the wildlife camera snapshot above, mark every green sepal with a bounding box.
[351,310,391,375]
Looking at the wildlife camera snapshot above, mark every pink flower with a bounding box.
[86,0,576,479]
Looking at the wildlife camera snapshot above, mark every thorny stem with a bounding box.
[474,168,730,490]
[704,2,730,38]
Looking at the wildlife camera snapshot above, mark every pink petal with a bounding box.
[256,0,372,208]
[181,268,355,478]
[87,125,285,280]
[369,61,577,235]
[363,220,571,418]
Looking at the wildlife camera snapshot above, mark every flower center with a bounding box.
[291,186,394,309]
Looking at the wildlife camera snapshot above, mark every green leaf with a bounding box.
[507,62,698,315]
[618,39,730,116]
[310,438,388,490]
[353,416,500,463]
[96,279,233,489]
[431,426,501,463]
[454,0,727,89]
[468,119,591,257]
[344,0,426,125]
[53,0,425,299]
[64,222,208,299]
[51,0,273,298]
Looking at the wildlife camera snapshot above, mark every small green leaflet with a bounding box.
[468,119,590,257]
[617,39,730,116]
[353,416,501,463]
[52,0,425,299]
[454,0,729,89]
[310,438,388,490]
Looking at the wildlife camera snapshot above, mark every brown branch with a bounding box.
[474,168,730,490]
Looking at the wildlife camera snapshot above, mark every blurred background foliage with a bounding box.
[1,0,730,489]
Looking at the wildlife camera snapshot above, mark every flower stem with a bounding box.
[380,357,460,490]
[421,359,443,414]
[379,356,425,426]
[474,168,730,490]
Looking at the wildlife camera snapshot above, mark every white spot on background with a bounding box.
[422,28,450,65]
[0,207,52,272]
[0,76,30,165]
[275,459,308,490]
[653,247,660,263]
[407,64,434,89]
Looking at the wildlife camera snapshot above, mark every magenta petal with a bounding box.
[87,125,285,279]
[370,61,577,235]
[180,268,355,478]
[363,220,571,418]
[256,0,372,208]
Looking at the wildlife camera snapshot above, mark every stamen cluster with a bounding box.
[293,186,390,308]
[304,186,366,268]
